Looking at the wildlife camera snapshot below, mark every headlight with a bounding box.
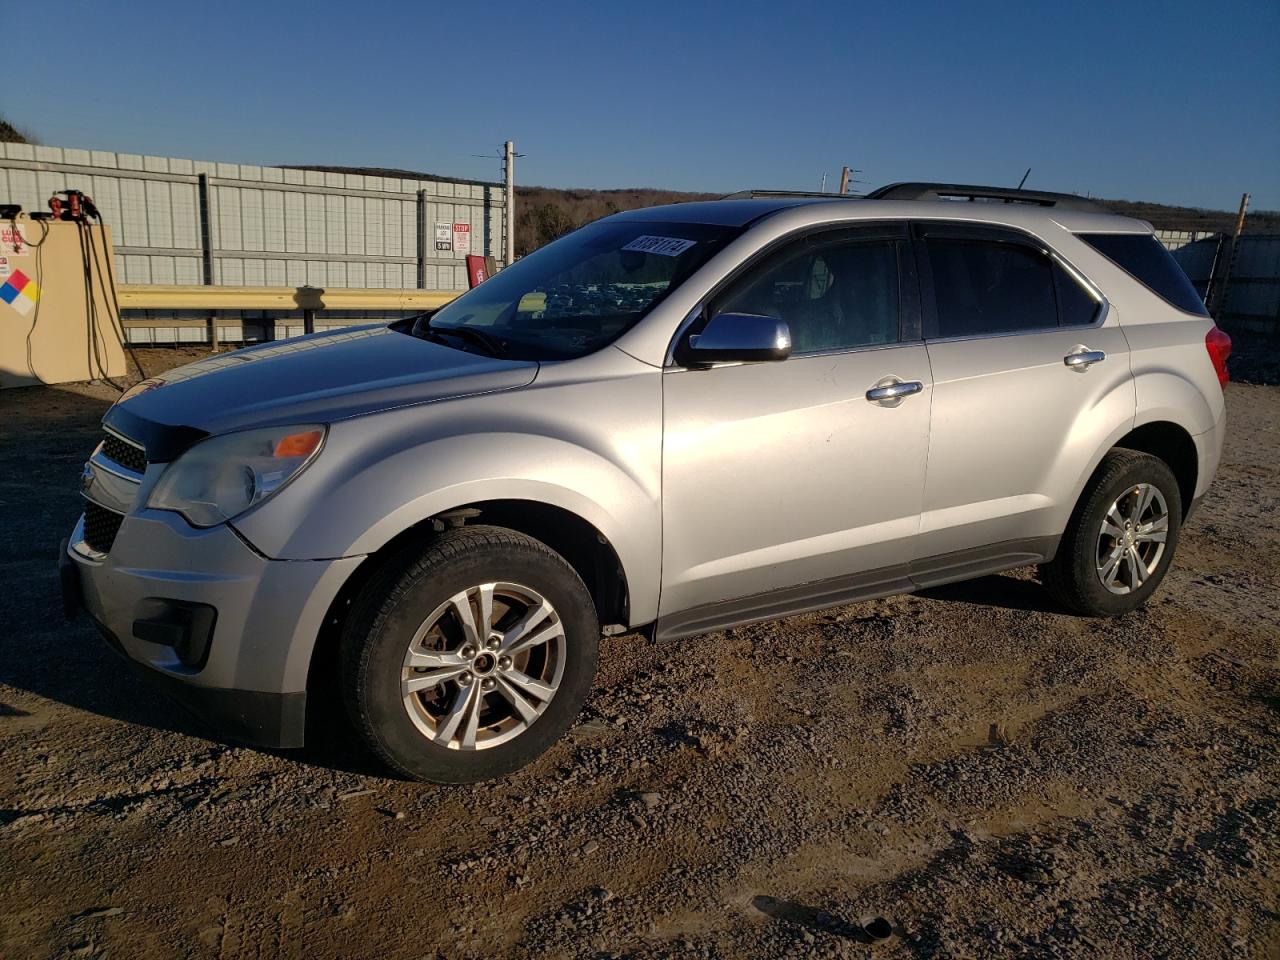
[148,425,326,528]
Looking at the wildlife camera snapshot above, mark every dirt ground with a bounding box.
[1,349,1277,959]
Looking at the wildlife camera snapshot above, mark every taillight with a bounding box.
[1205,326,1232,388]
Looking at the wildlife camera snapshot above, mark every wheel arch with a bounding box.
[304,498,635,724]
[1053,415,1200,566]
[1110,420,1198,517]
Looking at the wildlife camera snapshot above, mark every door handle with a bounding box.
[1064,349,1106,369]
[866,380,924,403]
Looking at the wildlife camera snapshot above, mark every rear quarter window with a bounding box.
[1079,233,1208,317]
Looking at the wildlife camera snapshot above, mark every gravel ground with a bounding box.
[1,349,1277,959]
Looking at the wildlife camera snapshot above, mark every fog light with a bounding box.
[133,599,217,669]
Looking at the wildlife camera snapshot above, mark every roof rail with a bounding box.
[864,182,1105,212]
[720,189,858,200]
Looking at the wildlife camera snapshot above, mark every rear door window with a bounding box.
[923,238,1058,338]
[1078,233,1208,316]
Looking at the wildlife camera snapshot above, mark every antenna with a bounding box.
[1017,168,1031,190]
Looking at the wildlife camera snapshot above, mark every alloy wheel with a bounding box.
[1095,483,1169,595]
[400,582,565,750]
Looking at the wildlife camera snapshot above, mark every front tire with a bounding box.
[1041,449,1183,617]
[341,526,599,783]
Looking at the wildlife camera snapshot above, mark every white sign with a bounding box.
[0,224,27,256]
[434,222,452,251]
[0,256,9,278]
[622,235,697,257]
[452,222,472,256]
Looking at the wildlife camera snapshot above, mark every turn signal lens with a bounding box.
[274,429,324,459]
[147,424,327,527]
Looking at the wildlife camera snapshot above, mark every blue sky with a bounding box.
[12,0,1279,210]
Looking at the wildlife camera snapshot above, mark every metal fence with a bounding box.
[0,142,507,342]
[1155,229,1220,252]
[1170,234,1280,338]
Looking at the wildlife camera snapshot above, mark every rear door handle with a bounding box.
[866,380,924,403]
[1064,349,1106,369]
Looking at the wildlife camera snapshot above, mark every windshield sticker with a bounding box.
[622,235,697,257]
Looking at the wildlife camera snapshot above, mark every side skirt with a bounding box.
[653,536,1059,642]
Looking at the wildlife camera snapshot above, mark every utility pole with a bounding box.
[503,140,515,266]
[838,166,851,195]
[1211,192,1250,319]
[1232,192,1250,238]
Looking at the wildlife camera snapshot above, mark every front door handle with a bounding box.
[1064,348,1106,369]
[866,380,924,403]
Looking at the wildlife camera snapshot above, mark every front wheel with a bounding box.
[341,526,599,783]
[1041,449,1183,617]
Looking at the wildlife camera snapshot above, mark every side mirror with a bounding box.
[680,312,792,366]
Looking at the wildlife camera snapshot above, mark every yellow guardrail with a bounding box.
[117,285,459,312]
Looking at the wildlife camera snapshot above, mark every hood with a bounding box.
[104,325,538,461]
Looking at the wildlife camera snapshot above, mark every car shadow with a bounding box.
[4,556,386,778]
[916,573,1068,614]
[0,384,387,779]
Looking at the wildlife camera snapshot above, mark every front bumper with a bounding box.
[63,508,363,748]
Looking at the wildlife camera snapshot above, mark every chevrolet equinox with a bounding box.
[62,182,1231,783]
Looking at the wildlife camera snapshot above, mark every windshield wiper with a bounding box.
[420,321,509,358]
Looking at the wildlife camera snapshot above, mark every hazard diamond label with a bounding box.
[0,268,40,316]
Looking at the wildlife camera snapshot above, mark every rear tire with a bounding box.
[341,525,599,783]
[1041,449,1182,617]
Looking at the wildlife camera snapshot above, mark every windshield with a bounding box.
[420,219,740,360]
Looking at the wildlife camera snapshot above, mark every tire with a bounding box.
[1040,449,1183,617]
[341,525,599,783]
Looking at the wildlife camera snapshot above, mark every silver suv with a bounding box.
[62,183,1231,783]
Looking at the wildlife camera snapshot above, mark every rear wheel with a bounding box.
[341,526,599,783]
[1041,449,1182,617]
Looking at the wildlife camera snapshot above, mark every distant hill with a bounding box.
[291,165,1279,255]
[515,186,1280,254]
[512,186,719,255]
[1097,198,1278,234]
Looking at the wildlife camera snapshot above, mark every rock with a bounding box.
[640,792,662,811]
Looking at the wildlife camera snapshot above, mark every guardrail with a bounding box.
[118,284,457,311]
[117,284,460,343]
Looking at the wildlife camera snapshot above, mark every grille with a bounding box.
[101,432,147,474]
[83,502,125,555]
